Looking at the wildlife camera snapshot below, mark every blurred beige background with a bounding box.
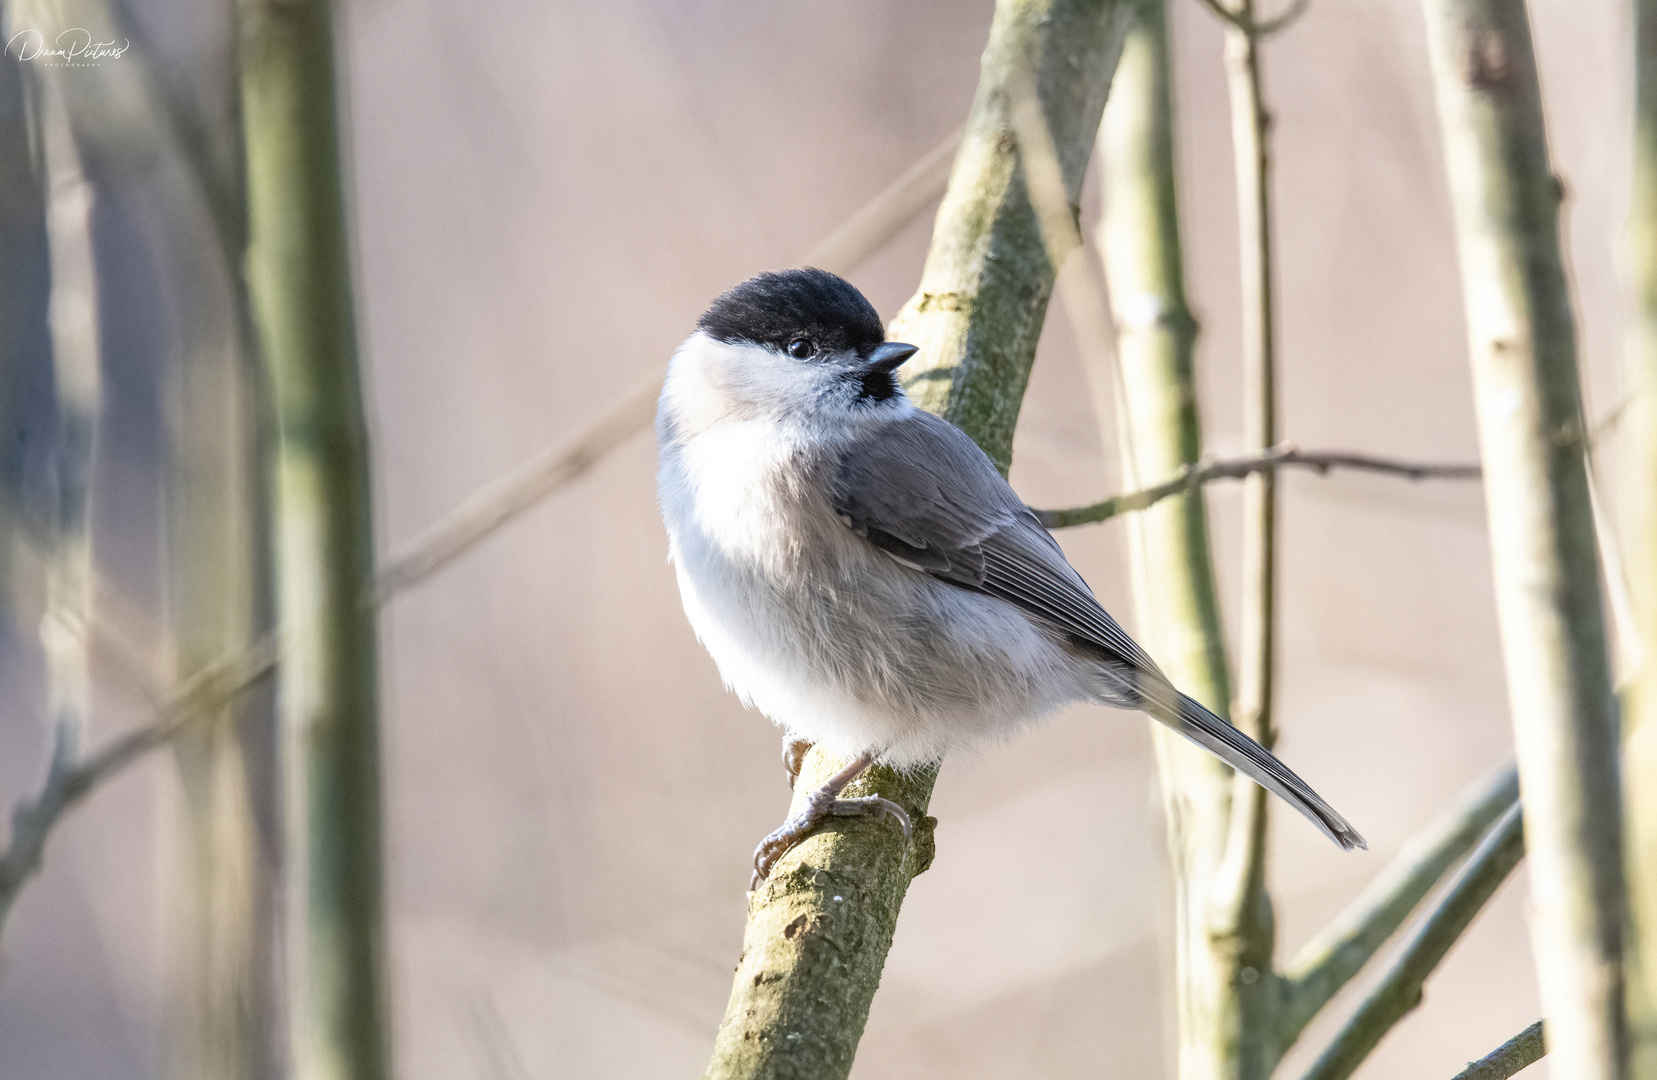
[0,0,1641,1076]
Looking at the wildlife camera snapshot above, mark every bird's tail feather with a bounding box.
[1145,687,1366,851]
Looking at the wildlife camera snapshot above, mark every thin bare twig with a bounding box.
[1449,1022,1546,1080]
[1197,0,1315,39]
[0,636,280,935]
[1298,803,1527,1080]
[1032,444,1482,529]
[1278,764,1519,1049]
[1204,7,1286,1062]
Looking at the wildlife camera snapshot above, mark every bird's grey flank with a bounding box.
[656,268,1365,886]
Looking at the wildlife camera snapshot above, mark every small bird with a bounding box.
[656,269,1364,886]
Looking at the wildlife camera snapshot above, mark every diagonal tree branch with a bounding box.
[1628,1,1657,1072]
[1449,1021,1546,1080]
[1032,444,1482,529]
[0,636,280,936]
[1277,763,1519,1049]
[372,383,660,599]
[1297,802,1526,1080]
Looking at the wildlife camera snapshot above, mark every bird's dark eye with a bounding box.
[786,338,816,359]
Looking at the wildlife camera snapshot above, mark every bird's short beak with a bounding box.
[865,341,919,374]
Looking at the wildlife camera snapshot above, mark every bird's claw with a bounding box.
[749,793,912,889]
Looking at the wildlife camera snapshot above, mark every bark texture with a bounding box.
[1449,1021,1546,1080]
[1419,2,1627,1077]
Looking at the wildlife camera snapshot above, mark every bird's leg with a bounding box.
[782,737,814,790]
[751,751,911,888]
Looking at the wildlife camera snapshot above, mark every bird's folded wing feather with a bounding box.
[831,411,1367,852]
[830,411,1161,675]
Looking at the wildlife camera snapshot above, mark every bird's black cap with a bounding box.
[698,268,887,357]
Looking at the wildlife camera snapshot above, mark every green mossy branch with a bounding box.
[1298,805,1526,1080]
[240,2,386,1078]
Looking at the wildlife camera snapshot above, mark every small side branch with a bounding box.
[0,637,279,936]
[1033,445,1481,529]
[1278,764,1519,1048]
[1450,1021,1546,1080]
[1298,803,1527,1080]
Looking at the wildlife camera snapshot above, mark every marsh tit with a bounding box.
[657,269,1364,885]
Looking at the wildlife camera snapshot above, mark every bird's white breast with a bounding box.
[659,416,1090,767]
[664,420,812,573]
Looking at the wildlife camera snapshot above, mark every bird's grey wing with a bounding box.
[829,411,1160,674]
[831,412,1366,852]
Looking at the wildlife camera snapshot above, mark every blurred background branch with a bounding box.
[1624,1,1657,1074]
[240,0,386,1078]
[0,635,278,936]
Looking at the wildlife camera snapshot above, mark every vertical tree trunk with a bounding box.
[1626,3,1657,1076]
[1419,2,1627,1077]
[0,32,47,618]
[1096,4,1263,1078]
[29,28,101,825]
[239,4,386,1080]
[1212,9,1282,1076]
[702,2,1133,1077]
[165,192,282,1080]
